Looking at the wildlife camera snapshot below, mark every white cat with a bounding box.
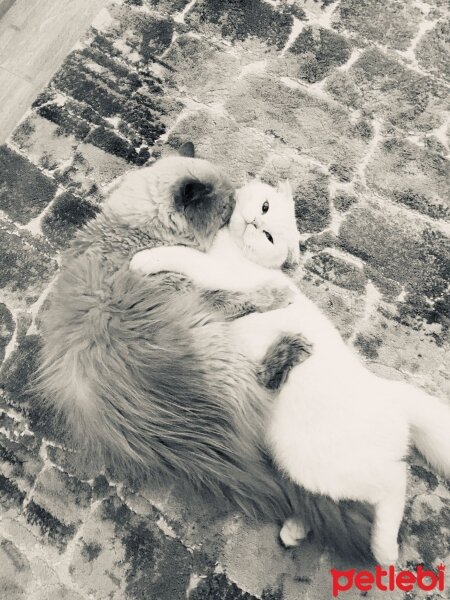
[130,180,450,565]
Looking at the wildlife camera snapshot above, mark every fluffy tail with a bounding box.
[407,387,450,478]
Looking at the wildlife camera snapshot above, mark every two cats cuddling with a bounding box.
[38,142,450,566]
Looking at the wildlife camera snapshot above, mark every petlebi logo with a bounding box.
[330,565,446,597]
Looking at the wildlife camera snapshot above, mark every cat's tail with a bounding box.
[406,385,450,478]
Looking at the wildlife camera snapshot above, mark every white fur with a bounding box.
[280,517,309,547]
[130,180,450,565]
[230,180,300,268]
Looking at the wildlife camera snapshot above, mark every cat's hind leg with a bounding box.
[371,462,407,565]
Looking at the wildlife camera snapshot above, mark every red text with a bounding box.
[330,565,445,597]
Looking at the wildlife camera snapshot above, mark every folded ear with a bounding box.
[174,177,213,211]
[178,141,195,158]
[277,179,293,199]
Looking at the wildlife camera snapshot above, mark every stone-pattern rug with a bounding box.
[0,0,449,598]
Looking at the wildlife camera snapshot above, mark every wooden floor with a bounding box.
[0,0,109,144]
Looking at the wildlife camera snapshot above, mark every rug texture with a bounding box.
[0,0,449,598]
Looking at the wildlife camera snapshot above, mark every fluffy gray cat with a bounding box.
[38,144,373,561]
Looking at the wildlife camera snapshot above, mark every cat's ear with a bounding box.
[178,141,195,158]
[174,177,213,211]
[277,179,293,199]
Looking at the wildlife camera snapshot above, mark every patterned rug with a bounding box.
[0,0,449,598]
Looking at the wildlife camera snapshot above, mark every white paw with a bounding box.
[280,518,308,547]
[129,249,166,275]
[371,539,399,566]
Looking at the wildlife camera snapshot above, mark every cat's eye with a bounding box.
[262,201,269,214]
[263,230,274,244]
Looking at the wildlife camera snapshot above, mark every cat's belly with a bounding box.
[266,357,410,503]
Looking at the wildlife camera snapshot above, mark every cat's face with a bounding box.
[229,180,300,269]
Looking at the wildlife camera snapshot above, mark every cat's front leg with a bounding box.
[201,289,258,320]
[130,245,252,291]
[200,285,296,321]
[240,285,297,314]
[130,246,196,276]
[130,246,296,301]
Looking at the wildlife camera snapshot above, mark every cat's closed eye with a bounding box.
[263,230,274,244]
[262,201,269,214]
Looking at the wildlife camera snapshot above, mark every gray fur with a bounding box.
[258,334,313,391]
[37,151,374,562]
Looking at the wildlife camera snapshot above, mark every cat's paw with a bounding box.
[371,539,399,566]
[280,518,309,548]
[252,285,296,312]
[276,286,297,308]
[129,248,170,275]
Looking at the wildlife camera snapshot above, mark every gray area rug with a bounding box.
[0,0,449,598]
